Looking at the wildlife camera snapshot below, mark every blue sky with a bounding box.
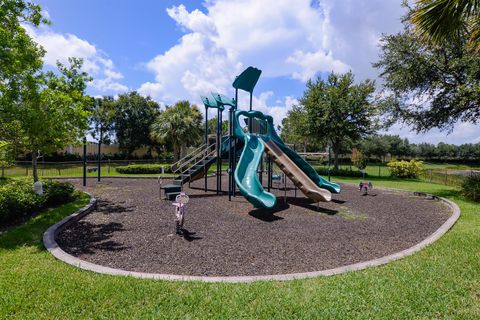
[29,0,479,145]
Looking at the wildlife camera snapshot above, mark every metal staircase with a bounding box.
[164,136,232,199]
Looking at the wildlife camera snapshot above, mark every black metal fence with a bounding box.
[2,160,479,189]
[0,160,172,178]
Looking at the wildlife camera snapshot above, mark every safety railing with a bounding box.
[172,143,217,176]
[171,143,208,171]
[177,147,218,178]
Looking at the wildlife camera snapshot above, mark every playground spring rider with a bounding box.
[172,192,189,235]
[359,181,373,195]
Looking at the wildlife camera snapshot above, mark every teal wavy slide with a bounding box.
[267,122,341,194]
[234,134,276,208]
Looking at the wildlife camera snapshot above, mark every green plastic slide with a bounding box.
[234,134,276,208]
[233,109,339,209]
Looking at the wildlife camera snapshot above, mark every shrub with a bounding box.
[315,167,366,178]
[462,174,480,202]
[115,164,172,174]
[387,159,423,178]
[43,180,75,206]
[0,179,75,226]
[351,148,368,171]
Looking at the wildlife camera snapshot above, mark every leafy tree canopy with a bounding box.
[280,105,310,151]
[0,0,49,114]
[207,117,228,135]
[151,100,203,162]
[113,91,160,156]
[90,96,116,145]
[411,0,480,52]
[11,58,92,181]
[300,71,378,169]
[374,5,480,132]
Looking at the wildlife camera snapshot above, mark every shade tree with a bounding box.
[374,5,480,133]
[300,71,378,169]
[150,100,203,162]
[113,92,160,157]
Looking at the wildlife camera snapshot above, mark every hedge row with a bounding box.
[115,164,172,174]
[0,179,76,226]
[314,167,366,177]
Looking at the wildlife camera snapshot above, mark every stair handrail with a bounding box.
[172,135,231,175]
[178,147,217,176]
[172,142,216,175]
[171,142,207,171]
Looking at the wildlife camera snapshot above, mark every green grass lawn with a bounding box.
[1,177,479,319]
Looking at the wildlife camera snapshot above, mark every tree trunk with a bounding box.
[180,143,186,160]
[173,143,180,163]
[332,144,340,170]
[32,150,39,182]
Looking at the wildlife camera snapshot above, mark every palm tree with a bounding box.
[411,0,480,51]
[151,100,203,162]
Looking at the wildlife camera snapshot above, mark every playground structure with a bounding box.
[167,66,341,208]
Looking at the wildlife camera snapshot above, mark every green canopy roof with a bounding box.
[211,92,236,108]
[232,66,262,93]
[200,95,224,110]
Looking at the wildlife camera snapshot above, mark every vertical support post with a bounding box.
[219,109,222,193]
[233,89,238,197]
[267,154,271,192]
[249,91,252,111]
[83,137,87,187]
[97,132,101,182]
[216,108,220,194]
[248,92,253,133]
[327,144,331,182]
[228,106,233,201]
[204,106,208,192]
[259,151,263,185]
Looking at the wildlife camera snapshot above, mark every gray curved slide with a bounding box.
[263,138,332,202]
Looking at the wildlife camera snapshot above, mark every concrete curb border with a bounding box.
[43,188,461,283]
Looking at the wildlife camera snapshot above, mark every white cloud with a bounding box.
[287,49,349,82]
[41,9,51,20]
[138,0,480,144]
[166,4,216,35]
[382,122,480,145]
[139,0,369,123]
[141,31,242,102]
[234,91,298,126]
[25,25,127,94]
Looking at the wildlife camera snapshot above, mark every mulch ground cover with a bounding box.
[56,177,451,276]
